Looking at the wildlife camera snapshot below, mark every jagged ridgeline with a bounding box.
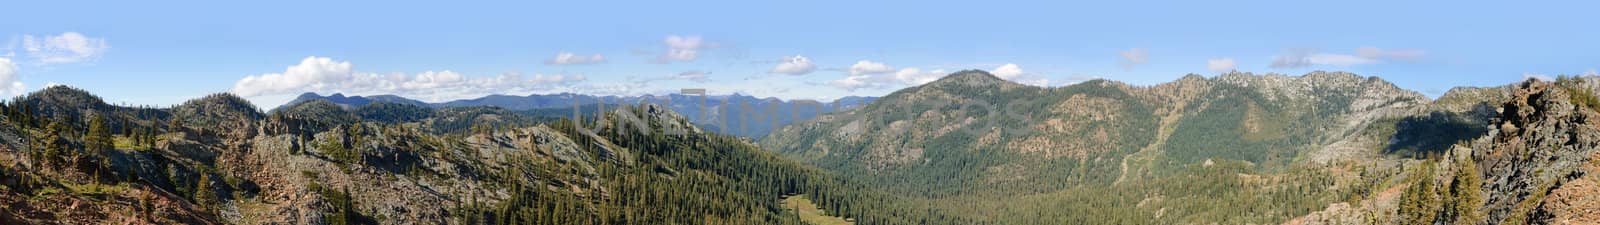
[759,70,1568,224]
[0,86,939,224]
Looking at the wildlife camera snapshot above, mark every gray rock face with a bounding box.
[1473,80,1600,223]
[1295,79,1600,225]
[232,121,623,224]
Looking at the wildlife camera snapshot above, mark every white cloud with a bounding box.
[1120,48,1148,70]
[576,82,651,96]
[1269,50,1315,68]
[1584,69,1597,77]
[0,58,23,95]
[544,52,606,65]
[827,66,948,91]
[1307,53,1380,66]
[631,70,713,84]
[525,73,588,84]
[1272,47,1425,68]
[231,56,587,105]
[1355,47,1426,61]
[1207,58,1236,72]
[668,70,712,83]
[21,32,108,64]
[1017,78,1051,86]
[848,60,895,76]
[1271,49,1377,68]
[656,35,714,63]
[989,63,1049,86]
[825,74,881,91]
[769,55,817,75]
[231,57,353,97]
[827,60,906,91]
[992,63,1024,79]
[0,58,12,80]
[893,68,946,86]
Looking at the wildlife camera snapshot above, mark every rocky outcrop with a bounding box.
[1474,80,1600,224]
[1293,79,1600,225]
[0,93,737,224]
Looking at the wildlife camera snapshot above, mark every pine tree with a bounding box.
[39,120,68,167]
[86,113,114,157]
[1449,156,1485,224]
[194,174,217,210]
[1399,161,1440,225]
[168,116,182,133]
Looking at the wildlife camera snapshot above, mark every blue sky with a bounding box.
[2,0,1597,108]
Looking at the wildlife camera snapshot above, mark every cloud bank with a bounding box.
[1120,48,1148,70]
[769,55,816,75]
[0,58,24,95]
[21,32,109,64]
[230,56,586,102]
[1207,58,1236,72]
[655,35,715,63]
[544,52,606,65]
[1271,47,1426,68]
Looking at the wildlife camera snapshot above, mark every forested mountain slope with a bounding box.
[760,70,1556,224]
[0,86,932,224]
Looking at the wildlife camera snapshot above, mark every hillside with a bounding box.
[1294,77,1600,224]
[0,87,932,224]
[759,70,1532,224]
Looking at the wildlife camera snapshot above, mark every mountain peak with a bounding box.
[932,69,1005,84]
[26,85,106,105]
[1180,73,1207,81]
[172,92,266,131]
[273,98,357,126]
[15,85,114,121]
[177,93,261,114]
[25,85,110,107]
[294,92,323,99]
[901,70,1019,93]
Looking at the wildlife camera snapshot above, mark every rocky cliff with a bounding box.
[1292,78,1600,225]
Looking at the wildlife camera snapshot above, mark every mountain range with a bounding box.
[4,70,1600,224]
[280,92,878,139]
[0,86,926,224]
[760,70,1600,224]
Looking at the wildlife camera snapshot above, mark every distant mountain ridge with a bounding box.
[280,92,878,139]
[281,93,428,108]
